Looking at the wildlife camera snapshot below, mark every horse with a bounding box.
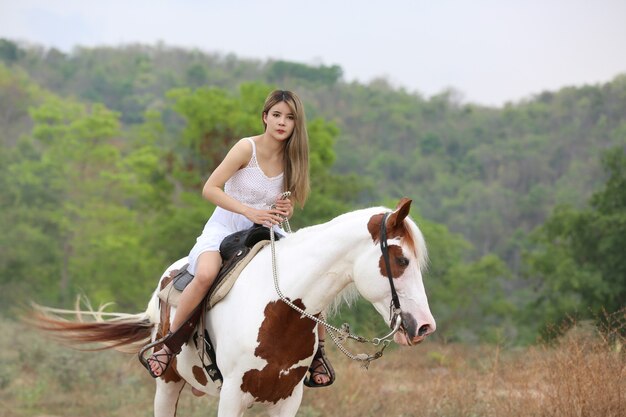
[32,198,436,417]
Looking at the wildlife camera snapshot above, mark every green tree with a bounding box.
[0,38,22,63]
[417,215,514,343]
[524,146,626,334]
[0,95,164,309]
[267,61,343,86]
[166,83,266,187]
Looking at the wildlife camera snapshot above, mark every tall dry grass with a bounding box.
[1,311,623,417]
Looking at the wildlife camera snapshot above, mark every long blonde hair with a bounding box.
[262,90,310,208]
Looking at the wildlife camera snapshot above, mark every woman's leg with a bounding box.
[148,251,222,377]
[169,251,222,331]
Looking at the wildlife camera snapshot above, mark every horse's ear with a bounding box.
[388,197,412,227]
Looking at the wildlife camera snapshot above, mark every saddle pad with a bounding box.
[158,240,271,308]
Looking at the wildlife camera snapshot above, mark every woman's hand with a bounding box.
[242,207,285,226]
[273,196,293,219]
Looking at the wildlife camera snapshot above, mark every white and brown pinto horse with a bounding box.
[35,198,435,417]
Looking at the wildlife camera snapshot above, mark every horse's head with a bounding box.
[353,198,436,345]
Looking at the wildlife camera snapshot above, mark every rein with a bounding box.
[268,207,402,368]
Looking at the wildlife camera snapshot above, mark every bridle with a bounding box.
[269,210,404,368]
[379,212,404,337]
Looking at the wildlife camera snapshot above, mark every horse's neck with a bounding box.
[278,214,369,314]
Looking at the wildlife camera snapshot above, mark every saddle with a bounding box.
[158,224,279,307]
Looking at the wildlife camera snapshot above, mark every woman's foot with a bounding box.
[309,357,332,385]
[304,340,335,388]
[146,345,174,378]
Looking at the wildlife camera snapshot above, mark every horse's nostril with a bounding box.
[418,324,430,336]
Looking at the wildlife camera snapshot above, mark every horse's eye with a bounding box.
[396,256,409,267]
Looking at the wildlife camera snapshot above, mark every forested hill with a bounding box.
[2,40,624,267]
[1,39,624,343]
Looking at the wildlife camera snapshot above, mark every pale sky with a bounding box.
[1,0,625,106]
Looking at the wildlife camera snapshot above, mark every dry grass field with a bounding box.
[0,314,623,417]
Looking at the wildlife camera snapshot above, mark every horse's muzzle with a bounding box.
[394,312,434,346]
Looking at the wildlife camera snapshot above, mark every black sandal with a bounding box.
[304,340,335,388]
[138,332,177,378]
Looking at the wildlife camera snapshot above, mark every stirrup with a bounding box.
[138,332,178,378]
[304,340,335,388]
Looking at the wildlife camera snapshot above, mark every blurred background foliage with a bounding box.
[1,39,624,344]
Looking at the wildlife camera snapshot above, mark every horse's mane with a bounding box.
[327,283,359,317]
[404,216,429,273]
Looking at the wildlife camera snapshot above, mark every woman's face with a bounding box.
[263,101,295,141]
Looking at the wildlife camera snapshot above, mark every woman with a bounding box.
[143,90,333,387]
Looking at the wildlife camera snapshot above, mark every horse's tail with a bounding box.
[28,296,158,354]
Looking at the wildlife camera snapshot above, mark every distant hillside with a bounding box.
[2,38,625,271]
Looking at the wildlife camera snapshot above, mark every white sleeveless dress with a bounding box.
[187,137,286,275]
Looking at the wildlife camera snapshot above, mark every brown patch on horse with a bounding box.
[367,199,417,279]
[367,213,407,242]
[367,198,412,242]
[241,299,317,403]
[161,273,175,291]
[157,272,177,339]
[192,365,208,386]
[367,198,417,257]
[157,304,171,341]
[154,269,183,383]
[379,245,409,278]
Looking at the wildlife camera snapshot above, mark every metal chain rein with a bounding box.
[269,210,395,368]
